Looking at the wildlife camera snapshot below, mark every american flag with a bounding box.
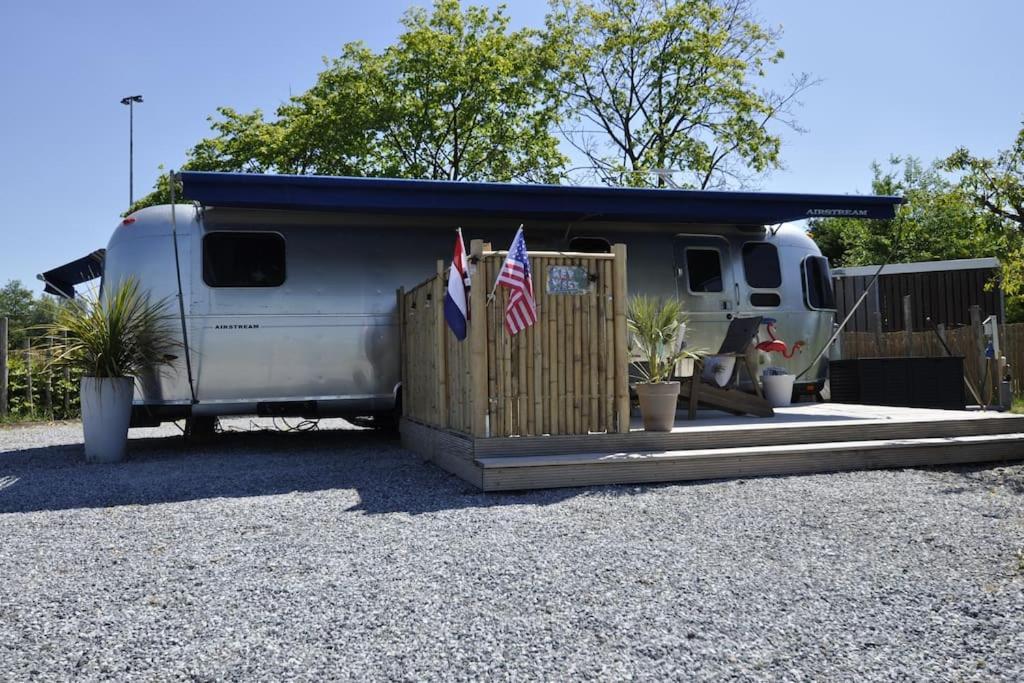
[496,227,537,335]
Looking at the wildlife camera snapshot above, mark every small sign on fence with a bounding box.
[546,265,592,295]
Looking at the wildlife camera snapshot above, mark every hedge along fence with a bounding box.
[399,241,630,438]
[841,322,1024,400]
[0,326,81,421]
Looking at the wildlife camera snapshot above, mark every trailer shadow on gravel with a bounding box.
[0,426,596,516]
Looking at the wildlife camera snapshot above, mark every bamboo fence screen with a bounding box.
[399,241,630,437]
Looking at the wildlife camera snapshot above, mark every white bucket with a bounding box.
[762,374,795,407]
[80,377,134,463]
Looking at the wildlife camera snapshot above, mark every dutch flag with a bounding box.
[444,229,470,340]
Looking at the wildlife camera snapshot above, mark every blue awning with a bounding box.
[37,249,105,298]
[179,172,903,225]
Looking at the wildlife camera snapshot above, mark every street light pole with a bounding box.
[120,95,143,208]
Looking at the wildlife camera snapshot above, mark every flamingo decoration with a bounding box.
[756,319,805,359]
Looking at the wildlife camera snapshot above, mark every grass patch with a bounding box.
[1013,397,1024,415]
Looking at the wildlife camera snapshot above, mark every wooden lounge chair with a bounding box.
[680,315,774,419]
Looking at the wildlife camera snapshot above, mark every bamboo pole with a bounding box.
[545,265,556,434]
[603,259,614,431]
[0,318,7,419]
[469,240,489,436]
[572,268,583,433]
[611,244,630,433]
[433,261,447,428]
[533,259,544,435]
[588,262,599,433]
[488,258,499,435]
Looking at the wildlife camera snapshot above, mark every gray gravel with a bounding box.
[1,419,1022,681]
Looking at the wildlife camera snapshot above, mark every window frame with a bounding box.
[202,230,288,289]
[683,246,725,294]
[801,255,836,311]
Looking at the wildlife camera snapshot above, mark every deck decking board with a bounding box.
[399,405,1024,492]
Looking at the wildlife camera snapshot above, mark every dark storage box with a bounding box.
[829,357,966,410]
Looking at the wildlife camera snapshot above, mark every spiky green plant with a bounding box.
[626,296,702,383]
[46,278,180,380]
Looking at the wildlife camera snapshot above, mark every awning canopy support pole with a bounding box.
[169,171,198,405]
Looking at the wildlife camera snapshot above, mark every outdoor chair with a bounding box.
[679,315,774,419]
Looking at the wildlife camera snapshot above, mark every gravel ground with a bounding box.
[1,419,1022,681]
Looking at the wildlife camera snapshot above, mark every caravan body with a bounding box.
[42,173,901,425]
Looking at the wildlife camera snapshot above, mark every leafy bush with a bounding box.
[3,344,82,421]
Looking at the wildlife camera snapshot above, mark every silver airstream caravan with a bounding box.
[39,173,901,430]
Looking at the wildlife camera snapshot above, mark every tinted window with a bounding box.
[803,256,835,309]
[742,242,781,288]
[750,292,781,307]
[686,249,723,292]
[203,232,286,287]
[569,236,611,253]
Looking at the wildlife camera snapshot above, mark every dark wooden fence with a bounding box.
[833,260,1003,333]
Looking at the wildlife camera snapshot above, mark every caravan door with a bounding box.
[674,235,739,352]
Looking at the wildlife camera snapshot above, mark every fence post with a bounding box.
[872,310,883,356]
[469,239,489,437]
[24,337,33,415]
[0,318,7,418]
[63,330,70,417]
[433,260,448,429]
[902,294,913,357]
[611,243,630,433]
[44,336,53,419]
[970,305,986,400]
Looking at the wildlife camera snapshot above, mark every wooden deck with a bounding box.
[400,403,1024,491]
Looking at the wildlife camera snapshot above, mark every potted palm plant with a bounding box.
[627,296,700,431]
[48,278,179,463]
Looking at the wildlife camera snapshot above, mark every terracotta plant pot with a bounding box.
[635,381,680,431]
[80,377,134,463]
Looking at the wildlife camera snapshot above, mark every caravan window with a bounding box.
[802,256,835,310]
[742,243,781,288]
[685,248,723,293]
[203,232,286,287]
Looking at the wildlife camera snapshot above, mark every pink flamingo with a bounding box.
[756,320,805,359]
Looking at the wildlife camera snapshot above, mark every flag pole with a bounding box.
[487,224,523,304]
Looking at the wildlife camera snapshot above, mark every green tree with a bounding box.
[130,0,566,212]
[944,121,1024,302]
[808,157,1004,268]
[0,280,61,347]
[547,0,814,188]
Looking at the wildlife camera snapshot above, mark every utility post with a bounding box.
[120,94,144,207]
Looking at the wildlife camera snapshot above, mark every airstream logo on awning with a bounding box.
[806,208,870,217]
[214,324,259,330]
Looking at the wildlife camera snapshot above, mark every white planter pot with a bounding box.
[762,373,796,408]
[80,377,134,463]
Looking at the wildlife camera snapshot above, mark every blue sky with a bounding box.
[1,0,1022,293]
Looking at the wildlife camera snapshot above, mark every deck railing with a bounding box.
[399,240,630,437]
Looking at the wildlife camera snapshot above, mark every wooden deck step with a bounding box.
[476,432,1024,491]
[472,413,1024,458]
